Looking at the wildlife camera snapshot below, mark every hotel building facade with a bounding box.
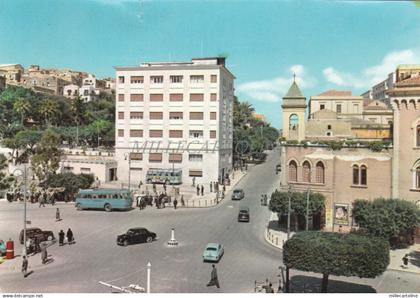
[114,57,234,187]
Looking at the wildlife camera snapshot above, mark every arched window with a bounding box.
[302,161,311,182]
[417,125,420,147]
[289,114,299,131]
[289,161,297,182]
[352,165,359,185]
[416,167,420,189]
[316,162,325,184]
[360,165,367,185]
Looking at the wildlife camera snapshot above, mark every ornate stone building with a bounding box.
[279,75,420,238]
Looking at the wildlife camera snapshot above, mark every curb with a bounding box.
[181,170,250,209]
[264,228,283,250]
[387,268,420,275]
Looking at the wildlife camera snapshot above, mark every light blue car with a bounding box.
[0,240,6,255]
[203,243,224,262]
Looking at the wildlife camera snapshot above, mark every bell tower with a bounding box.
[281,76,307,141]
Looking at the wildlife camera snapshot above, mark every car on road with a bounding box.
[117,228,157,246]
[238,206,250,222]
[19,227,55,245]
[203,243,224,262]
[232,189,245,200]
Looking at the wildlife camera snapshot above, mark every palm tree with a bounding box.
[71,95,85,146]
[13,98,31,125]
[38,99,59,126]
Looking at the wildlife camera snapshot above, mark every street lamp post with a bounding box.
[13,164,28,258]
[124,153,131,191]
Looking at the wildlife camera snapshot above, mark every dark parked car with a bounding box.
[19,227,55,245]
[232,189,245,200]
[238,206,250,222]
[117,228,157,246]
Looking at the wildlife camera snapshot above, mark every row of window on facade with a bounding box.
[118,75,218,85]
[128,152,206,163]
[288,160,368,186]
[118,129,217,139]
[319,103,359,114]
[117,93,218,102]
[117,111,217,121]
[288,161,325,184]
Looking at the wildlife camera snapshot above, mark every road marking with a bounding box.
[227,205,233,208]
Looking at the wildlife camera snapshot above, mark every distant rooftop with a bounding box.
[318,90,352,96]
[284,81,304,98]
[396,75,420,87]
[139,57,226,68]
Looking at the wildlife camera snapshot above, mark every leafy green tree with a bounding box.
[87,119,112,147]
[14,130,43,163]
[13,98,31,125]
[283,231,389,292]
[269,189,325,230]
[38,99,60,126]
[0,154,14,191]
[40,172,94,201]
[2,137,21,165]
[31,129,62,181]
[353,198,420,248]
[71,96,85,146]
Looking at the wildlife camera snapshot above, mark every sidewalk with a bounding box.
[264,212,420,275]
[388,244,420,274]
[102,167,250,209]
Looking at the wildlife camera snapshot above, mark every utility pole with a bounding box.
[306,188,311,231]
[23,164,27,258]
[13,165,28,258]
[147,262,151,293]
[287,185,291,240]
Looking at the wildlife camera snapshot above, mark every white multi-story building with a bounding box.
[114,57,234,187]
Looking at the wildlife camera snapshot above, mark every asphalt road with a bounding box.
[0,148,419,293]
[0,149,281,293]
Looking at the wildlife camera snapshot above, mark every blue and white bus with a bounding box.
[75,188,133,212]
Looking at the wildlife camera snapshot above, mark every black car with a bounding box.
[117,228,157,246]
[19,227,55,245]
[238,207,250,222]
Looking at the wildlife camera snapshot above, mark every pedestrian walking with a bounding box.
[181,195,185,207]
[41,246,48,264]
[163,183,167,192]
[207,264,220,288]
[223,184,226,192]
[55,208,61,221]
[265,283,274,293]
[153,183,157,194]
[173,198,178,209]
[192,177,196,187]
[22,256,28,278]
[210,182,213,193]
[196,185,200,196]
[138,180,143,190]
[402,254,409,268]
[201,185,204,196]
[58,230,65,246]
[67,228,74,245]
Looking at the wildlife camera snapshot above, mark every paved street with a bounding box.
[0,149,420,293]
[0,150,281,293]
